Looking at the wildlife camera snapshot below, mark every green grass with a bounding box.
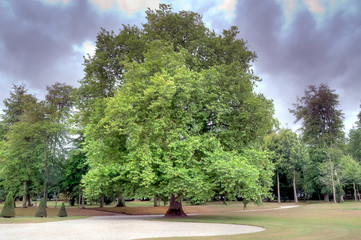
[0,216,86,224]
[0,201,89,223]
[2,200,361,239]
[142,202,361,240]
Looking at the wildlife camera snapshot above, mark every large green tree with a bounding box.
[77,5,275,214]
[82,31,275,215]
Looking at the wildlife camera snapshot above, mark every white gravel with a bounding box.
[0,215,264,240]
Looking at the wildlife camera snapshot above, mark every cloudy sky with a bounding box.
[0,0,360,133]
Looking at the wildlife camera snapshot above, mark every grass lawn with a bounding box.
[1,200,361,239]
[140,201,361,240]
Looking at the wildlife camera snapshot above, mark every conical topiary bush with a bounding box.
[35,198,47,217]
[57,202,68,217]
[1,192,15,218]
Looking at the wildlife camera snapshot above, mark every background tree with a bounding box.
[348,108,361,162]
[290,83,345,202]
[0,85,41,208]
[0,83,73,207]
[60,141,88,206]
[290,83,344,147]
[265,129,308,203]
[338,155,361,202]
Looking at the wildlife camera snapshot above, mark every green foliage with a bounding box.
[1,192,15,218]
[290,83,344,148]
[61,146,88,204]
[348,118,361,162]
[266,129,308,175]
[57,203,67,217]
[82,35,275,204]
[0,82,74,207]
[338,155,361,189]
[34,198,47,217]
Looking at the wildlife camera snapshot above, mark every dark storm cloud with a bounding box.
[0,0,143,104]
[233,0,361,131]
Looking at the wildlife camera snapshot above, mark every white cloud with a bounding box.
[90,0,159,13]
[83,41,96,57]
[304,0,325,13]
[217,0,236,19]
[115,0,159,14]
[89,0,113,10]
[45,0,70,4]
[72,41,96,58]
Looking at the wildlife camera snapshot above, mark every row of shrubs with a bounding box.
[0,192,67,218]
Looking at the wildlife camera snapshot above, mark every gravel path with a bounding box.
[0,214,264,240]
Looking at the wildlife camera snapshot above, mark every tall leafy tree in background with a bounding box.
[41,82,74,207]
[0,83,73,207]
[348,108,361,162]
[0,84,41,207]
[338,155,361,202]
[290,84,344,147]
[80,4,276,217]
[290,84,345,202]
[265,129,308,203]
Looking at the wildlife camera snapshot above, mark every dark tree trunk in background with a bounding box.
[115,195,126,207]
[99,194,104,208]
[324,193,330,202]
[22,181,27,208]
[70,197,75,206]
[164,195,187,217]
[27,195,33,207]
[153,195,160,207]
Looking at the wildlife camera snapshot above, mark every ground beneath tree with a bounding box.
[0,214,264,240]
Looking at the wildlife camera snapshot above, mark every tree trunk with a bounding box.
[164,195,187,217]
[325,151,337,204]
[330,166,337,204]
[81,192,85,208]
[22,181,28,208]
[99,194,104,208]
[293,172,298,203]
[43,181,48,208]
[115,195,126,207]
[78,193,81,208]
[354,182,357,202]
[55,192,58,208]
[277,171,281,204]
[324,193,330,202]
[153,195,160,207]
[43,165,50,208]
[27,195,33,207]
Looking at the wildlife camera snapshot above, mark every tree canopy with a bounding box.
[79,5,276,216]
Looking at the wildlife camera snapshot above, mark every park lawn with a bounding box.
[2,200,361,239]
[0,202,118,224]
[142,202,361,240]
